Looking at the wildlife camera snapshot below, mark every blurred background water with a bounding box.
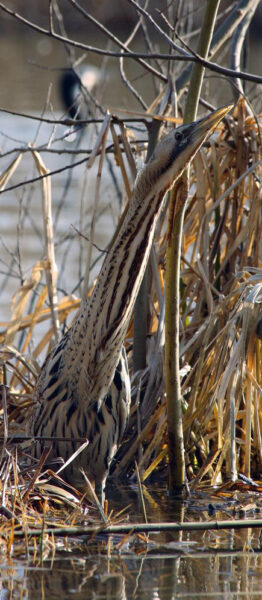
[0,17,163,333]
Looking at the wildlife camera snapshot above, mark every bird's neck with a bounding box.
[92,183,165,339]
[68,169,167,402]
[89,165,166,328]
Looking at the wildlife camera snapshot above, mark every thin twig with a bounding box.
[1,4,262,83]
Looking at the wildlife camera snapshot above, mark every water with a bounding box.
[1,486,262,599]
[3,548,262,599]
[0,34,144,332]
[0,110,122,317]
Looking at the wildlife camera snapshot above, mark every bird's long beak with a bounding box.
[132,104,234,205]
[190,104,233,146]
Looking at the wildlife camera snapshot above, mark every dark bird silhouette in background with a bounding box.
[60,65,100,121]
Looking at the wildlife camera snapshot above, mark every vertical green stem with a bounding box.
[166,180,188,492]
[166,0,221,495]
[184,0,221,124]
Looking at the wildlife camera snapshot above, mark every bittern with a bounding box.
[32,105,232,497]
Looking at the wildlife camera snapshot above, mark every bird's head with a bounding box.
[143,104,233,196]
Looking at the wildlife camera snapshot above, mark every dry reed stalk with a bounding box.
[0,154,23,190]
[5,262,45,348]
[110,122,132,200]
[31,151,60,343]
[0,295,81,341]
[0,384,8,456]
[82,114,111,297]
[117,120,137,183]
[8,517,262,538]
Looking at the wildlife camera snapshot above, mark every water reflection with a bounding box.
[2,536,262,599]
[2,484,262,597]
[1,485,262,599]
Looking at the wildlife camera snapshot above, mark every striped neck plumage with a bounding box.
[61,174,166,406]
[65,105,232,403]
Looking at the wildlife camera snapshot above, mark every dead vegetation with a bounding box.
[117,100,262,487]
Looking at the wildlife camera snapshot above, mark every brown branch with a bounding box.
[67,0,165,83]
[0,2,167,82]
[0,3,262,84]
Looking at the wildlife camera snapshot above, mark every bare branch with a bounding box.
[1,3,262,84]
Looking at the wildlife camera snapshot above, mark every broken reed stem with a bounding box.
[10,518,262,538]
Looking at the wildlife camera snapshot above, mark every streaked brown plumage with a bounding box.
[31,105,232,497]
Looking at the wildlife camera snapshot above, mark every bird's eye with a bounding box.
[175,130,184,142]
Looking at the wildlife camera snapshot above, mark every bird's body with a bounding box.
[33,347,130,491]
[31,106,232,496]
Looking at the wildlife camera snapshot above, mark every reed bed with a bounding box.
[0,98,261,553]
[116,100,262,488]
